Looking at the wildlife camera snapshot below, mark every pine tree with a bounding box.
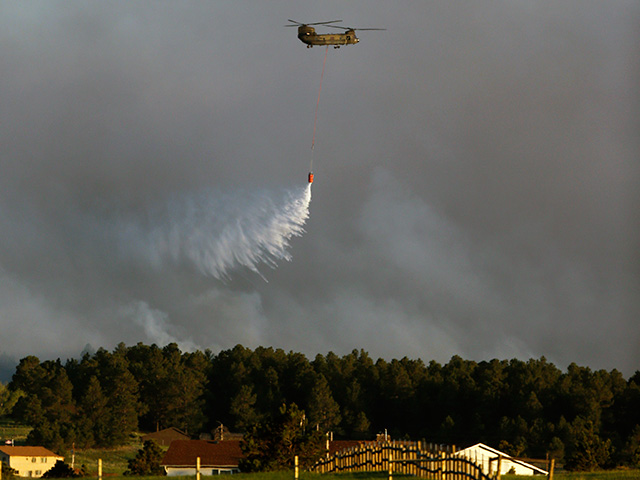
[124,440,166,476]
[307,375,341,432]
[42,460,77,478]
[240,403,324,472]
[230,384,259,431]
[95,347,142,446]
[76,376,109,447]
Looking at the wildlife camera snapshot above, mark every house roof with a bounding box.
[456,443,548,475]
[161,440,243,468]
[327,440,367,455]
[0,446,63,458]
[142,427,190,442]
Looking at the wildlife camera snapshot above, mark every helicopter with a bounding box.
[285,20,385,48]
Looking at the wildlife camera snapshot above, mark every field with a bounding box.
[43,471,640,480]
[58,450,640,480]
[84,471,640,480]
[1,423,638,480]
[503,472,640,480]
[0,419,32,444]
[70,444,145,475]
[18,442,640,480]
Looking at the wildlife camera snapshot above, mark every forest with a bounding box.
[1,343,639,472]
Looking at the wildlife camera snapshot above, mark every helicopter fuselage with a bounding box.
[297,26,359,48]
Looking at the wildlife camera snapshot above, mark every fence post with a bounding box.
[388,452,393,480]
[547,458,554,480]
[97,459,102,480]
[196,456,200,480]
[295,455,299,480]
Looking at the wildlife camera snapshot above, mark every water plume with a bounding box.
[124,184,312,280]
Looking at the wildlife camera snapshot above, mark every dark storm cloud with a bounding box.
[0,1,638,376]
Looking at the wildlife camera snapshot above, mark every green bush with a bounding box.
[124,441,166,476]
[42,460,78,478]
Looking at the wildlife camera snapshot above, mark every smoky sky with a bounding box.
[1,1,638,379]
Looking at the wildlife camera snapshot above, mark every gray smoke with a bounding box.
[0,1,637,378]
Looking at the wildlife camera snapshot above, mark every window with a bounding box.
[41,458,47,463]
[35,471,41,476]
[32,457,37,463]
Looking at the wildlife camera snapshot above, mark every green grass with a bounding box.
[72,471,640,480]
[68,444,141,475]
[66,434,171,475]
[34,465,640,480]
[503,470,640,480]
[0,418,32,445]
[48,446,640,480]
[0,422,635,480]
[72,472,399,480]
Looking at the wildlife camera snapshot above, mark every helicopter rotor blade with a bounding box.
[286,19,343,27]
[324,24,386,31]
[306,19,343,26]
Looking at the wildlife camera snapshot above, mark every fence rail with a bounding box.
[311,441,496,480]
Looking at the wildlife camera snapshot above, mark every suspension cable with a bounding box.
[310,45,329,172]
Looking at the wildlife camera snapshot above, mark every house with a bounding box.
[0,446,64,478]
[211,425,243,442]
[161,440,243,476]
[325,439,368,456]
[142,427,191,447]
[455,443,548,476]
[199,424,243,442]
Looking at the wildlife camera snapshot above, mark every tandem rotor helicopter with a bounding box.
[285,19,385,48]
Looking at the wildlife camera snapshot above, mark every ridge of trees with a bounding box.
[5,343,640,471]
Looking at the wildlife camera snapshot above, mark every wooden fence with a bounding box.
[311,441,496,480]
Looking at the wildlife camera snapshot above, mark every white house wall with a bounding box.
[455,444,547,476]
[165,466,240,476]
[1,455,63,478]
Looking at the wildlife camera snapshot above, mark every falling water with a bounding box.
[122,184,312,280]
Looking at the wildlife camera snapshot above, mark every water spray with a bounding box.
[121,185,312,281]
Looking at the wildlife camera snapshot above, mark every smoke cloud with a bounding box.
[0,1,637,378]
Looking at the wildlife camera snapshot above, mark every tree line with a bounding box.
[3,343,640,471]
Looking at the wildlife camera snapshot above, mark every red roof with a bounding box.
[327,440,366,455]
[161,440,244,467]
[0,446,63,458]
[142,427,191,446]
